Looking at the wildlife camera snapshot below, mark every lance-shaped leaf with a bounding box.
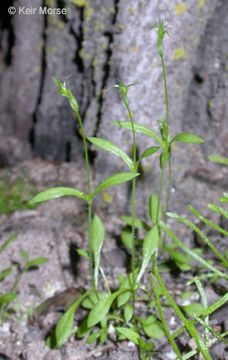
[121,216,150,231]
[0,234,17,253]
[25,257,48,270]
[46,291,90,348]
[29,187,88,205]
[0,267,12,281]
[91,172,139,199]
[208,203,228,220]
[208,154,228,165]
[137,225,160,283]
[139,146,160,161]
[87,137,133,170]
[116,327,139,345]
[111,121,162,145]
[0,293,17,308]
[91,215,105,288]
[148,193,162,225]
[171,132,204,144]
[87,293,115,328]
[87,288,131,328]
[219,193,228,202]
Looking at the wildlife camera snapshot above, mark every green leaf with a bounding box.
[124,303,133,323]
[86,330,101,344]
[141,315,156,326]
[91,172,139,199]
[139,146,160,161]
[111,121,162,145]
[181,291,197,300]
[20,250,29,261]
[25,257,48,269]
[137,225,160,283]
[0,234,17,253]
[117,272,136,307]
[181,303,204,317]
[46,291,89,348]
[87,137,134,170]
[208,203,228,220]
[148,193,162,225]
[171,132,204,144]
[219,193,228,202]
[91,215,105,288]
[100,329,108,344]
[0,293,17,308]
[120,228,132,249]
[81,292,105,309]
[0,267,12,281]
[175,261,192,271]
[143,319,165,339]
[87,294,115,328]
[168,249,192,271]
[121,216,150,230]
[116,327,139,345]
[77,317,91,338]
[29,187,88,205]
[76,249,89,258]
[208,154,228,165]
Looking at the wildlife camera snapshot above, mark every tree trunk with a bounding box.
[0,0,227,213]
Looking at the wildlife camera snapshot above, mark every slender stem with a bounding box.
[126,102,137,315]
[195,278,209,347]
[165,156,172,222]
[75,111,96,290]
[161,56,169,129]
[11,268,25,294]
[76,111,91,196]
[153,265,212,360]
[99,267,111,295]
[156,163,165,236]
[150,273,182,360]
[160,53,172,240]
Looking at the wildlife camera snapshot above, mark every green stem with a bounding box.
[76,111,91,196]
[75,111,95,290]
[150,273,182,360]
[11,268,25,294]
[153,265,212,360]
[161,55,169,129]
[99,266,111,295]
[156,163,165,226]
[165,156,172,223]
[195,279,209,347]
[125,102,137,315]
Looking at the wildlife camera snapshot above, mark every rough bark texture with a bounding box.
[0,0,227,213]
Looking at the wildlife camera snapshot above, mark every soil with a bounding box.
[0,159,228,360]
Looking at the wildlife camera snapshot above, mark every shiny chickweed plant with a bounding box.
[29,20,228,359]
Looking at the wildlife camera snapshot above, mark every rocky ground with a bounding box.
[0,159,227,360]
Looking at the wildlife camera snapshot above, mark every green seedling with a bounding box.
[0,234,47,321]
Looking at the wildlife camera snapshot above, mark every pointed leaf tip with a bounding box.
[172,132,204,144]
